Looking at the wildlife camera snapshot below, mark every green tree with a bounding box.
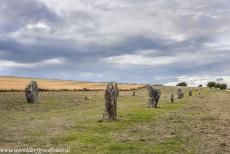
[215,83,221,89]
[207,82,216,88]
[220,84,227,89]
[176,82,187,87]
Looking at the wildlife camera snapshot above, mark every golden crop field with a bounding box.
[0,76,145,90]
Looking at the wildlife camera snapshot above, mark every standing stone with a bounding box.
[178,88,184,99]
[155,89,161,108]
[147,85,154,108]
[103,82,118,120]
[171,93,174,103]
[133,91,136,96]
[112,81,119,117]
[114,82,119,97]
[189,89,192,96]
[25,81,39,103]
[147,85,161,108]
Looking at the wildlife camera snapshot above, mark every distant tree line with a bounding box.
[207,82,227,89]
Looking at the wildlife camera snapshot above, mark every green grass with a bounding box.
[0,87,229,153]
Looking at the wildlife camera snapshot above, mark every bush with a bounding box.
[220,84,227,89]
[207,82,227,90]
[207,82,216,88]
[82,88,89,91]
[198,85,202,87]
[176,82,187,87]
[215,83,221,89]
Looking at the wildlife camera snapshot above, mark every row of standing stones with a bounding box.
[24,81,193,120]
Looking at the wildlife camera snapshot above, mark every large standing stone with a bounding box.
[103,82,119,120]
[25,81,39,103]
[147,85,161,108]
[178,88,184,99]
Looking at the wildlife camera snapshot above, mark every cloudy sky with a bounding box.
[0,0,230,83]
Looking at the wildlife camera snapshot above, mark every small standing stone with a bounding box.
[133,91,136,96]
[178,88,184,99]
[25,81,39,103]
[147,85,161,108]
[189,89,192,96]
[171,93,174,103]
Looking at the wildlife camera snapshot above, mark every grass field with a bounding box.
[0,76,145,91]
[0,86,229,153]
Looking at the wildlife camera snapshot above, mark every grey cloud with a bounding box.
[0,0,58,33]
[0,0,230,83]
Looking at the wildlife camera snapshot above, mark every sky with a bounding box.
[0,0,230,83]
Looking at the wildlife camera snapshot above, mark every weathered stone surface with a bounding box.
[25,81,39,103]
[113,82,119,97]
[112,81,119,117]
[147,85,154,107]
[155,89,161,107]
[103,82,119,120]
[133,91,136,96]
[178,88,184,99]
[171,93,174,103]
[147,85,161,108]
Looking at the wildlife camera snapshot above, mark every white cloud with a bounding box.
[34,0,209,45]
[43,58,65,65]
[0,58,66,69]
[102,48,230,66]
[102,54,176,66]
[7,0,230,47]
[27,22,50,32]
[0,60,31,68]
